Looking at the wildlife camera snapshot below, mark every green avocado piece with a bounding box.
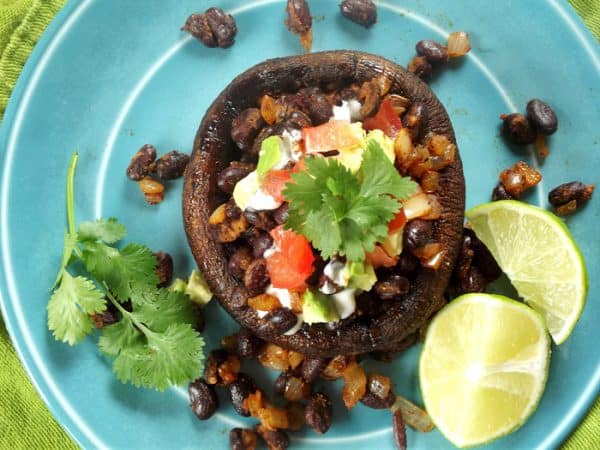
[256,135,282,175]
[347,261,377,291]
[302,289,340,324]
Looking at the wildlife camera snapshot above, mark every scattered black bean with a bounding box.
[416,40,448,65]
[155,150,189,180]
[375,275,410,301]
[228,246,254,280]
[255,425,290,450]
[454,232,474,281]
[407,56,433,81]
[244,210,276,232]
[90,308,118,329]
[402,103,428,141]
[548,181,594,208]
[251,125,279,158]
[126,144,156,181]
[273,203,290,225]
[258,308,298,335]
[231,108,265,151]
[251,233,274,259]
[301,357,329,383]
[154,251,173,287]
[244,259,270,296]
[189,379,219,420]
[297,87,333,125]
[285,0,312,34]
[229,428,258,450]
[403,219,433,251]
[397,251,419,275]
[491,183,515,201]
[217,162,255,194]
[182,14,215,47]
[228,373,258,417]
[305,392,332,434]
[339,0,377,28]
[500,113,536,145]
[237,328,264,358]
[464,229,502,282]
[526,99,558,135]
[360,377,395,409]
[284,109,312,130]
[183,8,237,48]
[392,409,407,450]
[459,265,487,294]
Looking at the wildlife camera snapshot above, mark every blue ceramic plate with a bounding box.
[1,1,598,448]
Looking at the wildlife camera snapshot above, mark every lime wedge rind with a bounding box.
[466,200,587,345]
[420,293,551,448]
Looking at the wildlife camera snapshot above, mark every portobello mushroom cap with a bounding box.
[183,51,465,357]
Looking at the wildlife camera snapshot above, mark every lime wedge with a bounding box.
[420,293,550,447]
[466,200,587,344]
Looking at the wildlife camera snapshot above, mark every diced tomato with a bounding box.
[366,245,398,268]
[303,120,363,154]
[262,170,292,202]
[388,208,407,233]
[266,226,315,290]
[363,98,403,138]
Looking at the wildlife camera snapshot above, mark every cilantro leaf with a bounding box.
[105,322,204,391]
[52,231,77,289]
[78,218,126,244]
[283,142,417,261]
[98,314,142,357]
[131,289,199,332]
[82,242,158,301]
[48,270,106,345]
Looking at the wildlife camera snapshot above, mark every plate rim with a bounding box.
[0,1,598,449]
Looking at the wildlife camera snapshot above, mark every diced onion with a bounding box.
[390,395,435,433]
[447,31,471,58]
[536,133,549,159]
[403,193,432,220]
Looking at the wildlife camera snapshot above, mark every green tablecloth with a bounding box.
[0,0,598,448]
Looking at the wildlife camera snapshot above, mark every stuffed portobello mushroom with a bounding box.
[183,51,465,357]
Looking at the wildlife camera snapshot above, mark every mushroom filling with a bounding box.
[210,76,456,335]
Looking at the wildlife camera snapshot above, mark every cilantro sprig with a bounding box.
[48,153,204,390]
[283,141,417,261]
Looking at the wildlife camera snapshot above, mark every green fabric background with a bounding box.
[0,0,598,448]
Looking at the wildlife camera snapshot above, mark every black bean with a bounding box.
[392,409,407,450]
[251,233,274,259]
[231,108,265,151]
[237,328,264,358]
[244,210,276,232]
[374,275,410,301]
[464,229,502,282]
[258,308,298,335]
[274,372,288,396]
[228,246,253,280]
[251,125,278,158]
[459,265,487,294]
[305,392,332,434]
[228,373,258,417]
[217,162,255,194]
[454,232,474,281]
[273,203,290,225]
[229,428,258,450]
[548,181,594,207]
[403,219,433,251]
[154,151,189,180]
[301,357,329,383]
[526,99,558,135]
[154,251,173,287]
[402,103,428,141]
[126,144,156,181]
[284,109,312,130]
[408,56,433,81]
[256,425,290,450]
[339,0,377,28]
[397,251,419,275]
[500,113,536,145]
[416,39,448,65]
[492,183,515,201]
[182,14,215,47]
[189,379,219,420]
[90,308,118,329]
[204,349,229,384]
[244,259,270,296]
[297,87,332,125]
[205,8,237,48]
[285,0,312,34]
[360,379,396,409]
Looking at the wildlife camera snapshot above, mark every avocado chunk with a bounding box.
[302,289,340,324]
[347,261,377,291]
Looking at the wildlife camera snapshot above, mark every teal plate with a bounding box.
[1,1,599,448]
